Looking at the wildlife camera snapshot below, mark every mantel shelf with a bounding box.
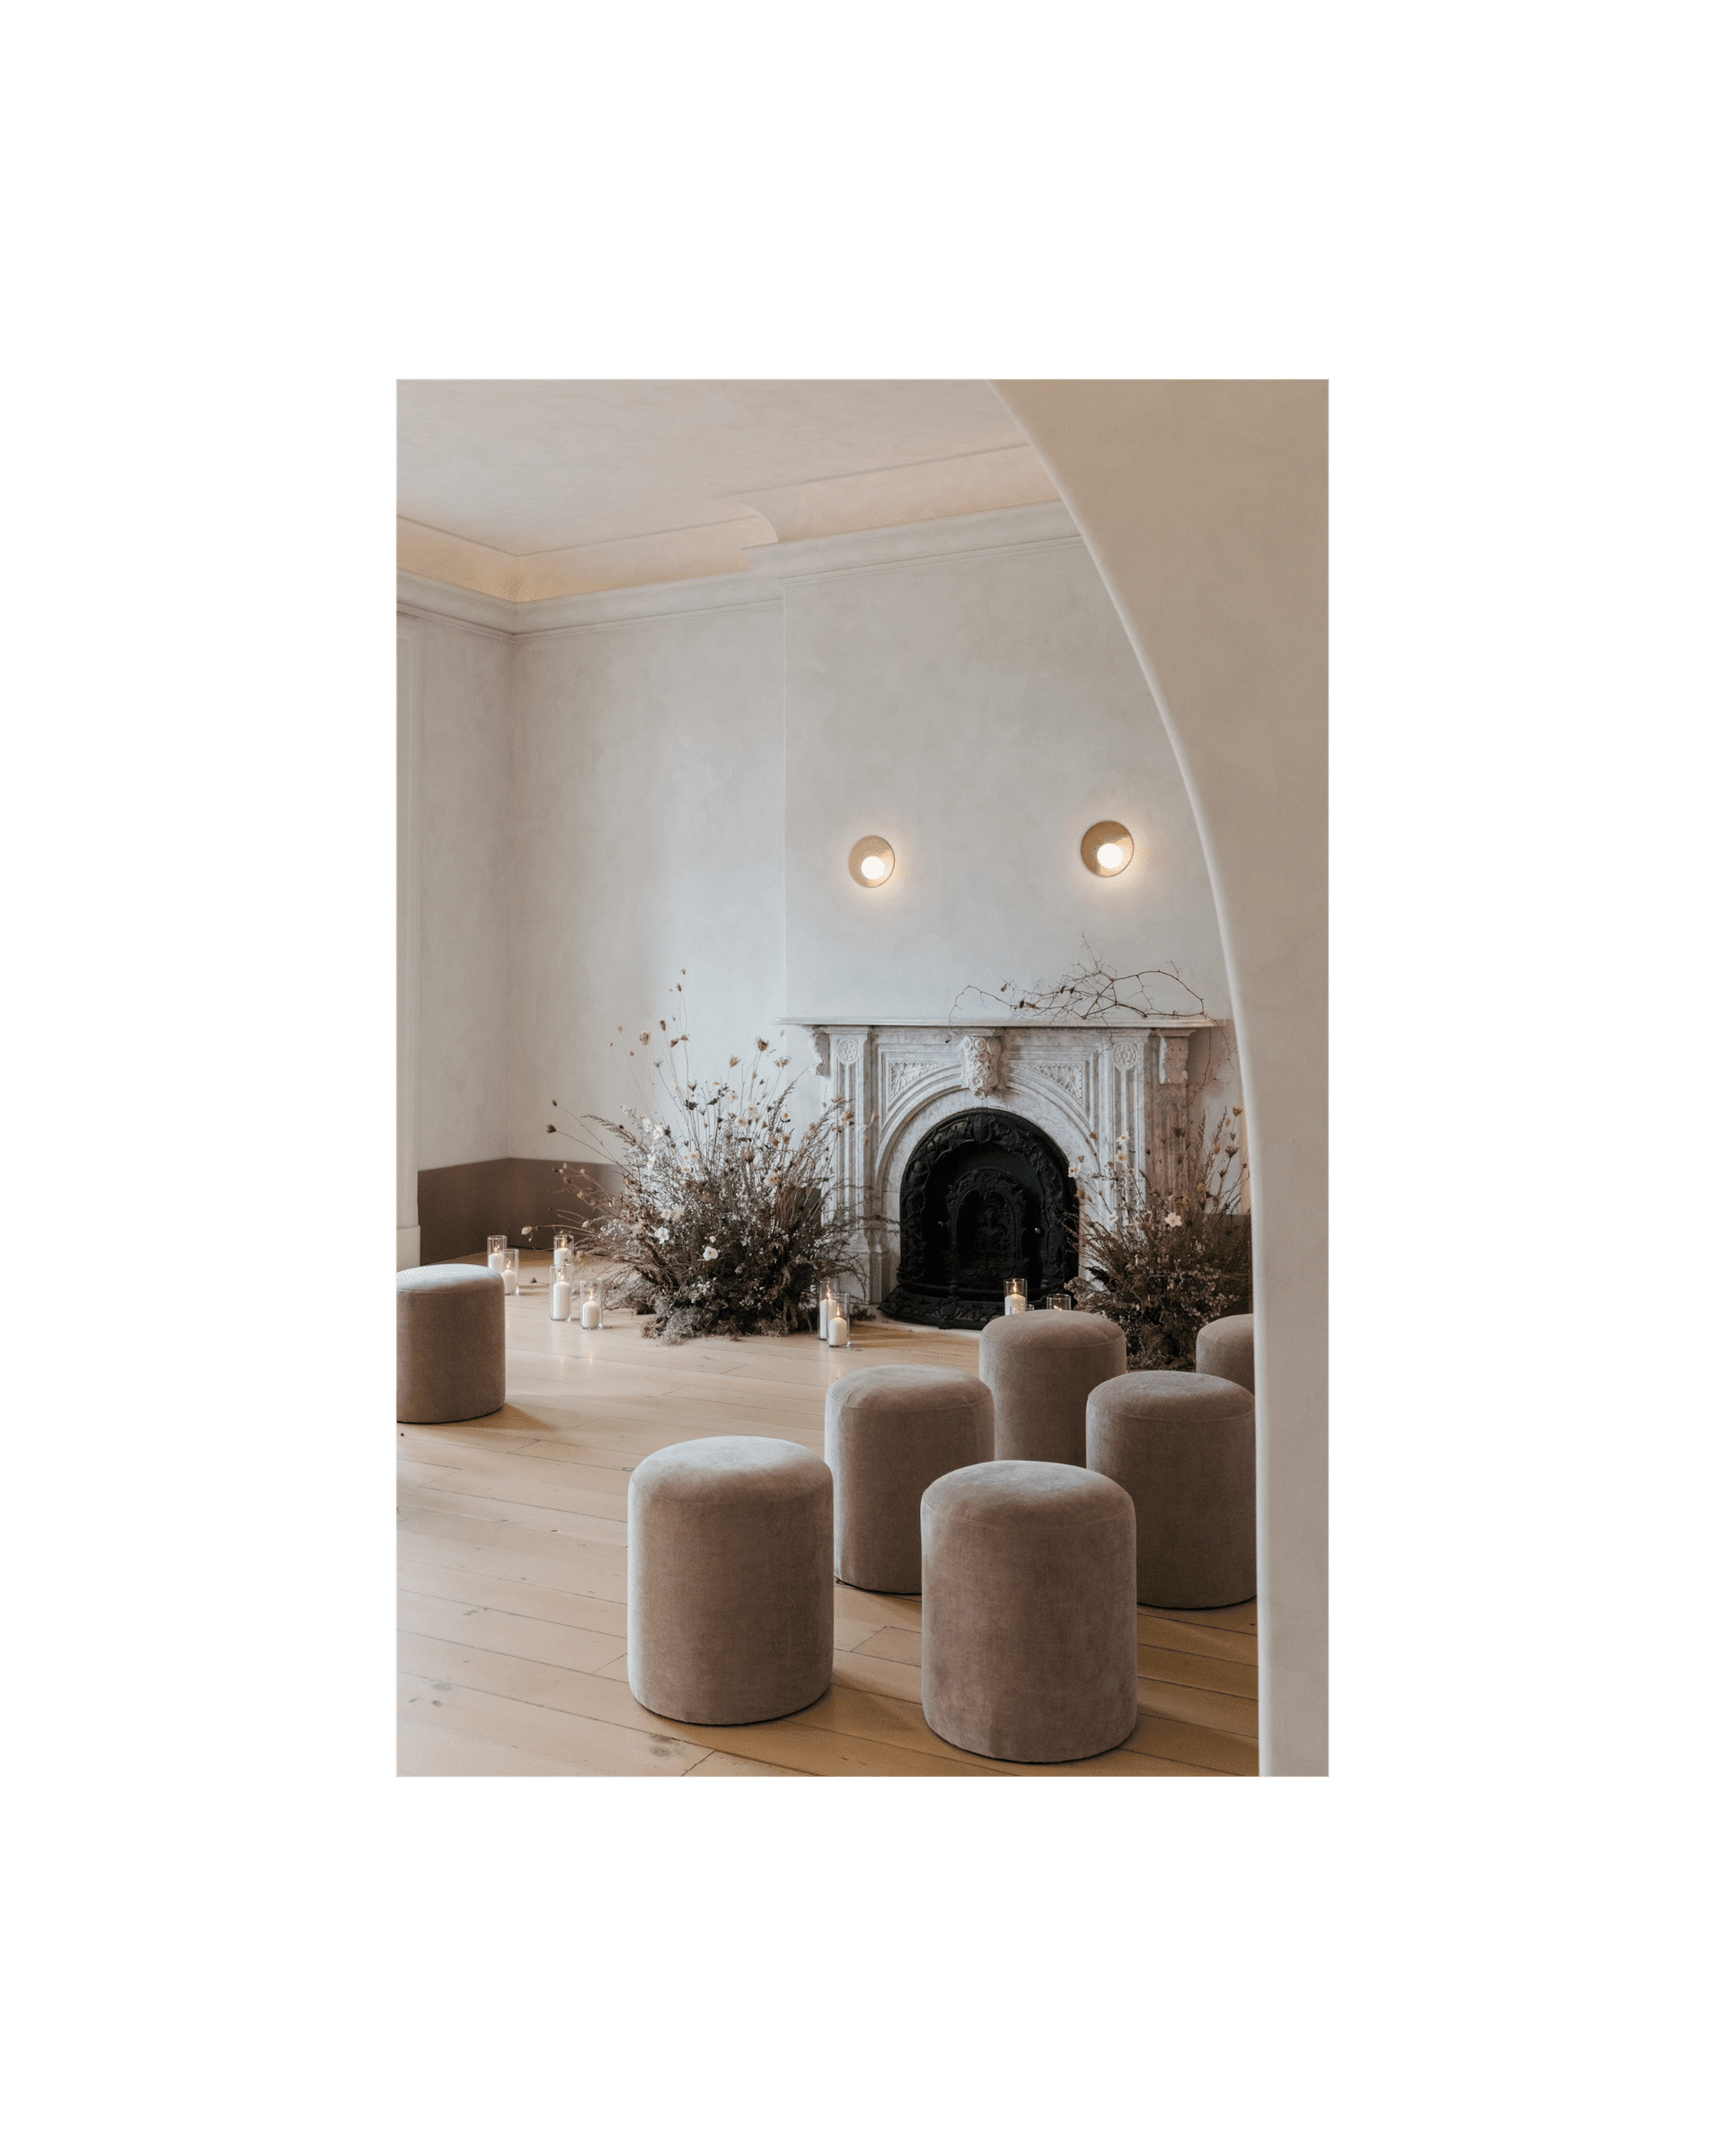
[777,1014,1220,1030]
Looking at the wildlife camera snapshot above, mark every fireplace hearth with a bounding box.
[880,1109,1076,1329]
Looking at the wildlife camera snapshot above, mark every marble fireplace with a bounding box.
[791,1019,1218,1327]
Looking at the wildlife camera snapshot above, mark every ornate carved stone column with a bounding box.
[1148,1028,1194,1189]
[824,1027,876,1299]
[1103,1032,1146,1191]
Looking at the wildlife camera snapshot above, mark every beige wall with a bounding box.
[994,381,1328,1776]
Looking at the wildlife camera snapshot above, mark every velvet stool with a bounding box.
[396,1263,507,1425]
[1086,1371,1256,1608]
[920,1460,1139,1763]
[826,1365,995,1593]
[627,1436,834,1725]
[1196,1312,1256,1393]
[978,1308,1128,1468]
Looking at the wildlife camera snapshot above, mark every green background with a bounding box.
[10,8,1707,2147]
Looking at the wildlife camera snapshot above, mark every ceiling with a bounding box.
[396,380,1060,602]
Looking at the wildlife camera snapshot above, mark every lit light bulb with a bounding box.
[1097,842,1125,871]
[861,854,887,882]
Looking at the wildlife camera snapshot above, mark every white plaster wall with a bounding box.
[509,604,787,1155]
[995,379,1328,1778]
[409,612,514,1171]
[781,536,1232,1050]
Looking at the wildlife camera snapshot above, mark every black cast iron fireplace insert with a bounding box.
[880,1109,1078,1330]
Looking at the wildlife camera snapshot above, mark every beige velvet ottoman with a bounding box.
[627,1436,834,1725]
[396,1263,506,1424]
[826,1365,995,1594]
[921,1460,1139,1763]
[1196,1312,1256,1392]
[978,1308,1128,1467]
[1086,1371,1256,1608]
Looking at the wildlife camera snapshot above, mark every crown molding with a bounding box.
[514,570,783,637]
[395,571,518,634]
[745,499,1080,581]
[397,501,1084,638]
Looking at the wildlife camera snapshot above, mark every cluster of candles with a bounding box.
[818,1279,851,1348]
[1003,1279,1074,1314]
[489,1232,605,1329]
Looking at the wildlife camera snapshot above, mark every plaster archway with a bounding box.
[992,381,1328,1777]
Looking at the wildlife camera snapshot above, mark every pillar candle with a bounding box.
[1004,1292,1028,1314]
[581,1295,601,1330]
[828,1312,850,1348]
[818,1295,833,1340]
[550,1277,572,1321]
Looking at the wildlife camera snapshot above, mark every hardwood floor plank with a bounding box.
[398,1591,630,1674]
[1136,1615,1259,1666]
[398,1528,627,1607]
[1137,1644,1258,1700]
[833,1584,922,1632]
[398,1480,630,1545]
[425,1462,632,1516]
[1122,1712,1260,1776]
[397,1680,708,1774]
[1141,1600,1257,1635]
[1137,1678,1260,1737]
[396,1507,627,1576]
[397,1560,630,1637]
[397,1632,1004,1778]
[398,1719,621,1778]
[849,1626,924,1668]
[831,1650,924,1701]
[683,1751,809,1777]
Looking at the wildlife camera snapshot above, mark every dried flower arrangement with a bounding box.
[548,978,871,1343]
[1070,1102,1251,1369]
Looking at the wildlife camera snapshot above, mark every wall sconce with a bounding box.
[1080,821,1134,877]
[848,835,895,887]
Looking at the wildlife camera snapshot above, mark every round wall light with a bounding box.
[848,835,896,887]
[1080,821,1135,877]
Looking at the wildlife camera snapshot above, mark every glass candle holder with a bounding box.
[500,1249,519,1296]
[549,1271,573,1322]
[1045,1291,1074,1311]
[828,1303,852,1349]
[580,1279,603,1330]
[486,1234,508,1274]
[1003,1277,1029,1314]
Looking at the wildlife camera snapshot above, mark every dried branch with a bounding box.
[949,937,1211,1026]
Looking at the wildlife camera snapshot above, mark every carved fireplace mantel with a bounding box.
[783,1017,1218,1307]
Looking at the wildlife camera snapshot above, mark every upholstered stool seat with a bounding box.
[978,1308,1128,1467]
[627,1436,833,1725]
[396,1263,506,1424]
[920,1460,1138,1763]
[826,1365,995,1593]
[1086,1371,1256,1608]
[1196,1312,1256,1392]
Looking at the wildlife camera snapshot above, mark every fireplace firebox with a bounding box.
[880,1109,1077,1330]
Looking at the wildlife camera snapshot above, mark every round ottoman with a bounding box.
[627,1436,833,1725]
[1196,1312,1255,1392]
[1086,1371,1256,1608]
[978,1308,1128,1467]
[921,1460,1138,1763]
[826,1365,995,1593]
[396,1263,506,1424]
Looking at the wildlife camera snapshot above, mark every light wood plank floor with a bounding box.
[398,1286,1259,1777]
